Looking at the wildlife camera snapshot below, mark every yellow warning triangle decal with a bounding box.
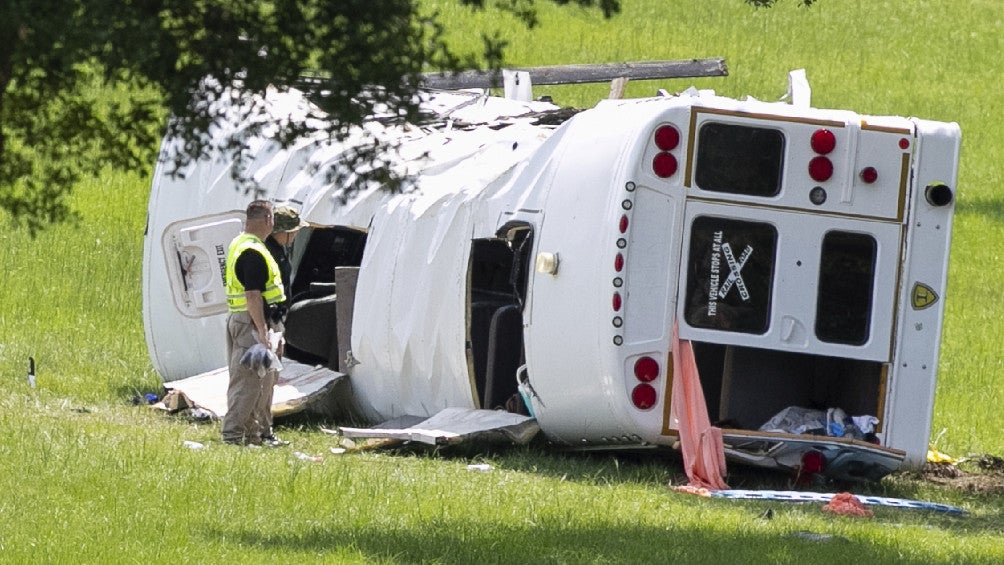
[911,283,938,310]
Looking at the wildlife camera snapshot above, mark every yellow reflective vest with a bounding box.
[225,233,286,312]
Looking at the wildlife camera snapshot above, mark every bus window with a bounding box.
[684,216,777,334]
[815,231,877,345]
[695,122,785,197]
[290,227,368,301]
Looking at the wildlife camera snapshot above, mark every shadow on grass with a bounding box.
[282,410,1003,502]
[366,438,1004,523]
[143,388,1002,527]
[956,196,1004,222]
[205,516,979,564]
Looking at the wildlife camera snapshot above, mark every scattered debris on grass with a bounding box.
[788,531,849,543]
[914,455,1004,494]
[977,454,1004,473]
[822,492,874,518]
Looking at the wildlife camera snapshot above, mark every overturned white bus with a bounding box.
[143,74,960,481]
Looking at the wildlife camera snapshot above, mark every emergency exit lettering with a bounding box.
[707,231,723,317]
[216,244,227,287]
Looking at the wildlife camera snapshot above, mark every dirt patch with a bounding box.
[976,454,1004,473]
[914,455,1004,494]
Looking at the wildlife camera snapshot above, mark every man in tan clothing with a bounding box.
[221,200,286,446]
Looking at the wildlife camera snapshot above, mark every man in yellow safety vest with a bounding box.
[221,199,287,446]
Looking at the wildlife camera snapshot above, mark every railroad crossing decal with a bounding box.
[719,242,753,301]
[707,230,756,318]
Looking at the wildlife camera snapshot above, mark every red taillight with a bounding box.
[801,450,826,475]
[631,384,657,410]
[899,138,910,150]
[612,292,622,312]
[860,166,878,184]
[810,129,836,155]
[614,253,624,272]
[654,125,680,151]
[619,214,629,234]
[653,152,678,178]
[808,156,833,182]
[633,356,659,382]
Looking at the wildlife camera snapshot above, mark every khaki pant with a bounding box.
[221,311,277,444]
[255,321,284,438]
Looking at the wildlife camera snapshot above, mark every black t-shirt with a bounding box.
[234,248,268,292]
[264,235,292,299]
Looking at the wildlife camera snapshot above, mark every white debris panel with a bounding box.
[338,407,540,446]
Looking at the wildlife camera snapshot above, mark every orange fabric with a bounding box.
[671,321,729,491]
[671,484,713,497]
[822,492,874,518]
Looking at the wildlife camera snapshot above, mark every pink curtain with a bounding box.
[671,321,729,491]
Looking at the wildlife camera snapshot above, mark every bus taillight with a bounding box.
[653,152,678,178]
[630,357,659,410]
[808,156,834,182]
[654,125,680,151]
[652,124,680,178]
[634,356,659,382]
[801,449,827,475]
[860,166,878,184]
[809,129,835,182]
[631,384,657,410]
[811,129,836,154]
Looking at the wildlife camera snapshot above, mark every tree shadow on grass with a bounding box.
[204,514,987,564]
[374,438,1004,521]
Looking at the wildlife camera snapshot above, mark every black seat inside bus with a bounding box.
[469,292,514,405]
[483,304,523,410]
[284,293,338,362]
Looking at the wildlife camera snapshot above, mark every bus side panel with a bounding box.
[525,107,649,444]
[884,120,960,466]
[524,101,693,446]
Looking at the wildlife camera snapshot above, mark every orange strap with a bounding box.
[671,321,728,491]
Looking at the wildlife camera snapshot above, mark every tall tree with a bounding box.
[0,0,624,233]
[1,0,803,233]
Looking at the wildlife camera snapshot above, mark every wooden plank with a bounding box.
[334,266,359,373]
[608,76,629,99]
[421,58,728,90]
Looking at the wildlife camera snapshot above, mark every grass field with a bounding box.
[1,0,1002,562]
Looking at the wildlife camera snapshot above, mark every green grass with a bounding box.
[1,0,1003,562]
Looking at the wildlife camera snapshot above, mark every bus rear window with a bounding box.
[684,216,777,334]
[694,123,785,197]
[815,231,876,345]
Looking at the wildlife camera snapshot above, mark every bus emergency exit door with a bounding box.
[677,200,902,362]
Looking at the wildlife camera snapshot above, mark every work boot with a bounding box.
[262,435,289,448]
